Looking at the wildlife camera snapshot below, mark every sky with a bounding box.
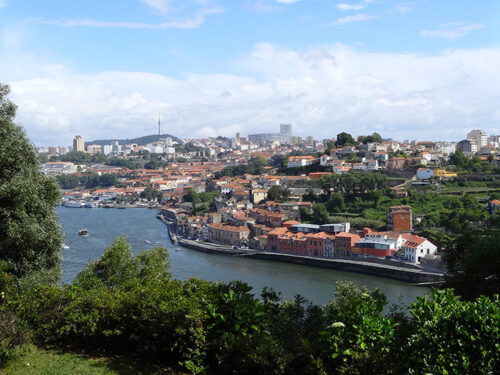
[0,0,499,146]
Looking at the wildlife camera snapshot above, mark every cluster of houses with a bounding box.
[176,204,438,265]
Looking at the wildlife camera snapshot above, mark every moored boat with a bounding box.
[64,200,85,208]
[79,229,88,236]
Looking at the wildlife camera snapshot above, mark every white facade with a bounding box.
[435,142,456,155]
[41,162,77,175]
[402,238,438,264]
[102,145,113,155]
[287,157,316,168]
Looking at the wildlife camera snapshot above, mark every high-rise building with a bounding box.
[248,124,293,144]
[280,124,292,143]
[467,129,487,148]
[306,136,314,145]
[387,206,412,233]
[73,135,85,152]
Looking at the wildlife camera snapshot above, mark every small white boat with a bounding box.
[85,201,99,208]
[62,244,70,249]
[145,240,152,244]
[79,229,88,236]
[64,200,85,208]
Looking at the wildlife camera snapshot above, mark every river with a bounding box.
[58,206,429,306]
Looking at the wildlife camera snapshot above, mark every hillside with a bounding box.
[86,134,181,146]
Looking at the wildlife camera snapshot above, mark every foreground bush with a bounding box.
[10,238,500,374]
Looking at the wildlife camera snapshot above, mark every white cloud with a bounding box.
[141,0,174,14]
[420,22,484,39]
[392,2,413,13]
[333,13,376,25]
[3,44,500,145]
[31,7,224,30]
[0,1,6,9]
[337,4,363,11]
[337,0,374,11]
[276,0,303,4]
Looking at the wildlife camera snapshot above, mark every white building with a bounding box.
[435,142,456,155]
[401,234,438,264]
[287,156,316,168]
[319,154,331,166]
[102,145,113,155]
[41,162,77,175]
[467,129,487,148]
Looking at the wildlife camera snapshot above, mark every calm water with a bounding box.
[58,206,428,306]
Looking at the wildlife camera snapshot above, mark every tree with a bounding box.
[183,189,201,204]
[140,186,163,202]
[267,186,290,203]
[312,203,329,224]
[335,132,355,147]
[326,192,345,213]
[443,227,500,300]
[56,174,80,189]
[0,84,62,281]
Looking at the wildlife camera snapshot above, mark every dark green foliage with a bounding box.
[89,133,180,147]
[449,150,493,173]
[60,151,92,164]
[0,84,62,281]
[0,262,28,367]
[140,186,163,202]
[443,227,500,300]
[56,174,80,189]
[358,132,383,144]
[105,157,137,169]
[214,160,267,178]
[335,132,356,147]
[326,192,345,213]
[312,203,329,224]
[183,189,202,203]
[406,289,500,375]
[266,185,291,202]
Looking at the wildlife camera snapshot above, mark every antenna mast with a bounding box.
[158,113,161,136]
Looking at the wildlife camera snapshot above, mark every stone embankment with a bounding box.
[157,210,444,285]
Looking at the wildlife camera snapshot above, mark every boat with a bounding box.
[145,240,152,244]
[85,201,99,208]
[64,200,85,208]
[61,244,70,249]
[79,229,88,236]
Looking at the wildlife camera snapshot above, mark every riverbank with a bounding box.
[175,237,444,284]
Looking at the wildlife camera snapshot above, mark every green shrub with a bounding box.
[318,282,396,375]
[406,289,500,375]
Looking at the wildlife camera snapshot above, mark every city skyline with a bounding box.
[0,0,499,146]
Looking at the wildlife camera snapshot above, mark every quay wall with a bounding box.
[176,238,443,284]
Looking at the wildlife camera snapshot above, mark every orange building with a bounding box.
[386,206,412,232]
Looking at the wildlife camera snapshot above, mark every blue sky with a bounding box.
[0,0,499,145]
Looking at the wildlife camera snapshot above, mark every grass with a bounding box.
[1,344,181,375]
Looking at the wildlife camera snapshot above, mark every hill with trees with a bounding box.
[87,133,181,146]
